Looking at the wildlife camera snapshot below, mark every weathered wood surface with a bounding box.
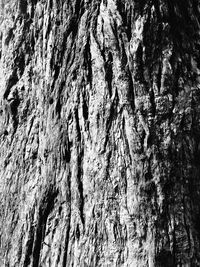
[0,1,200,266]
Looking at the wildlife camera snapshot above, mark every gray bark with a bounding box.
[0,0,200,266]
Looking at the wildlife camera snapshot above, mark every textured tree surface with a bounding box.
[0,0,200,266]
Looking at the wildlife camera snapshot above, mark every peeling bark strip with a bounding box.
[0,0,200,266]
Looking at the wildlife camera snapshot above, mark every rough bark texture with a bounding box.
[0,0,200,266]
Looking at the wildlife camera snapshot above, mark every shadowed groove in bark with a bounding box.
[84,35,93,87]
[32,187,58,267]
[75,108,85,226]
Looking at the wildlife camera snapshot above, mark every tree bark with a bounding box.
[0,0,200,266]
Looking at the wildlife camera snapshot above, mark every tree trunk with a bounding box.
[0,0,200,266]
